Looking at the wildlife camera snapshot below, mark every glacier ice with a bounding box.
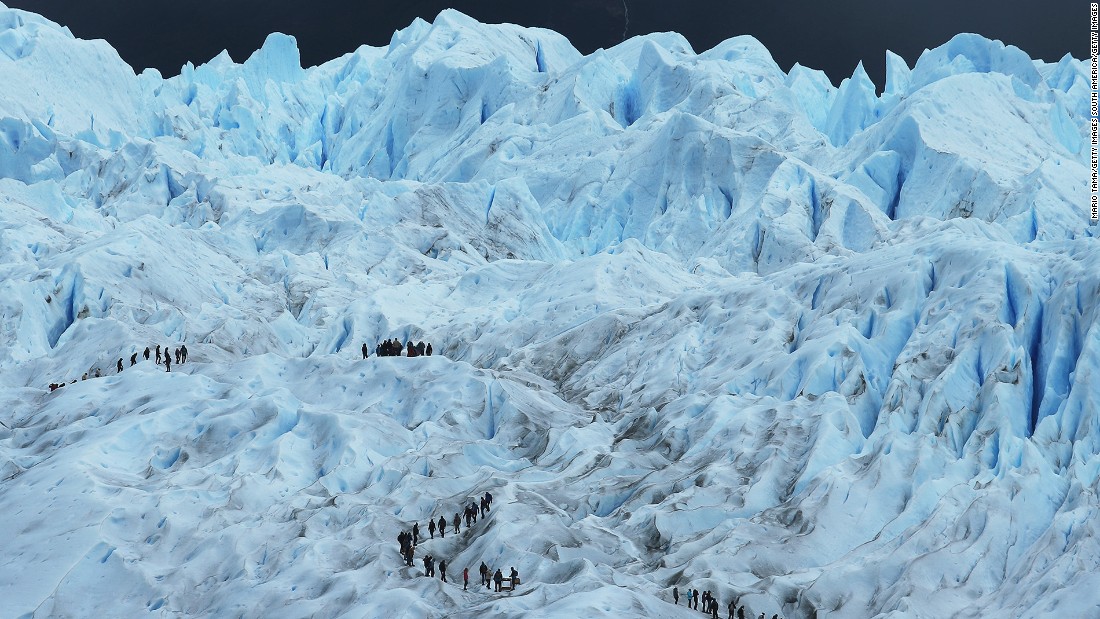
[0,4,1096,618]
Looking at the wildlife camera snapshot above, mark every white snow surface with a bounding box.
[0,4,1097,618]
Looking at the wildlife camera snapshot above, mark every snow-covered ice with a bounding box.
[0,4,1096,618]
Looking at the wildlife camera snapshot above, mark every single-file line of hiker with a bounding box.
[49,336,439,391]
[673,586,782,619]
[397,492,522,593]
[49,343,188,390]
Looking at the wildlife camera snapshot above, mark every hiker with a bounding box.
[674,586,679,605]
[509,567,518,589]
[81,373,88,381]
[412,522,420,546]
[480,562,489,587]
[181,344,187,363]
[406,341,417,357]
[738,606,745,619]
[439,559,447,582]
[398,531,408,553]
[416,341,426,356]
[453,512,460,534]
[165,354,171,372]
[155,345,161,364]
[426,343,433,356]
[362,342,368,359]
[117,358,123,373]
[494,568,503,592]
[130,352,137,366]
[175,348,181,364]
[712,599,719,618]
[423,555,433,577]
[480,496,488,517]
[404,544,414,566]
[143,347,150,360]
[94,368,101,378]
[438,515,447,538]
[695,589,701,610]
[463,567,469,590]
[728,600,735,619]
[428,518,436,539]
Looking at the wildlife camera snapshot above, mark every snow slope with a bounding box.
[0,4,1096,618]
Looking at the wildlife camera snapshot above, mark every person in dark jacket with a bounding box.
[117,358,123,373]
[155,345,161,364]
[494,568,503,592]
[673,586,679,605]
[407,341,418,357]
[165,354,171,372]
[412,522,419,546]
[362,343,368,359]
[438,515,447,538]
[509,567,518,589]
[453,512,460,534]
[428,518,436,539]
[426,343,433,356]
[480,562,489,587]
[181,344,187,363]
[439,559,447,582]
[143,347,150,360]
[694,589,700,610]
[130,352,137,366]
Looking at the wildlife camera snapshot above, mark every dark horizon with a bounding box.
[4,0,1089,89]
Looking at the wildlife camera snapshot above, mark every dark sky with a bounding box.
[5,0,1090,89]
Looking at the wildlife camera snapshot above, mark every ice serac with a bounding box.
[824,61,881,146]
[0,7,1096,619]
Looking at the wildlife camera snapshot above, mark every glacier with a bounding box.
[0,3,1097,618]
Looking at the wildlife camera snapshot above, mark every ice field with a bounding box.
[0,4,1097,617]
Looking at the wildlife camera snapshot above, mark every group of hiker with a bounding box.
[48,343,189,390]
[120,343,187,373]
[368,338,433,358]
[674,587,779,619]
[396,492,517,593]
